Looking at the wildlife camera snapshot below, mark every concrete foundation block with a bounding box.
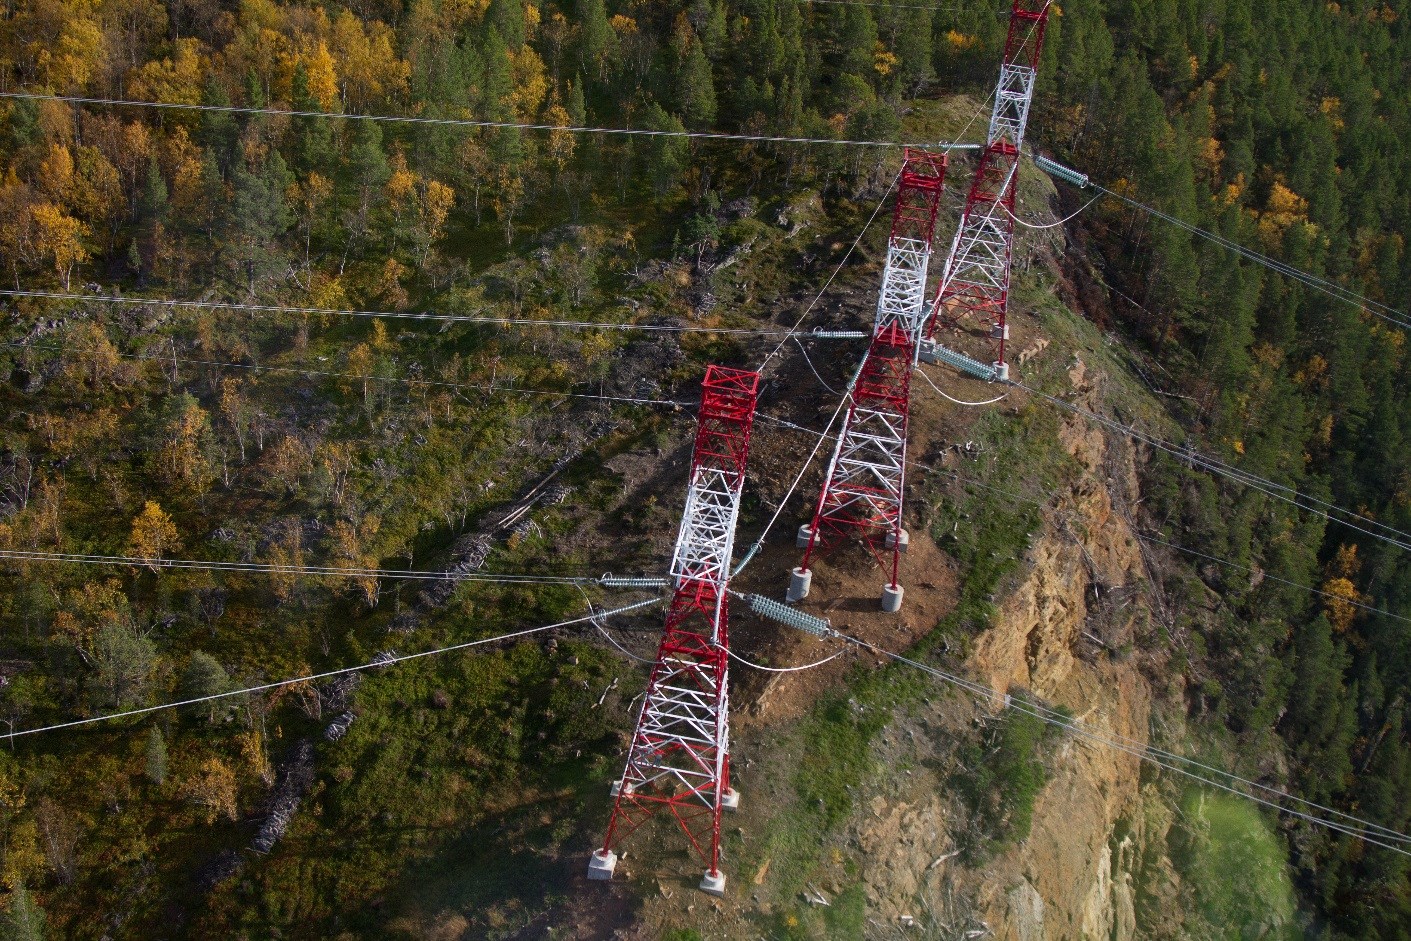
[884,529,910,552]
[699,870,727,896]
[786,567,812,603]
[796,523,815,549]
[721,787,740,810]
[881,583,904,613]
[587,850,618,881]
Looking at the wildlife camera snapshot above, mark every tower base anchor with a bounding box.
[796,524,815,549]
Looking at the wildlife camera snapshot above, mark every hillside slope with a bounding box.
[2,0,1410,936]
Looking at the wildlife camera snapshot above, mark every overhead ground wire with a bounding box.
[1136,531,1411,626]
[1047,169,1411,329]
[916,363,1008,405]
[763,408,1411,627]
[2,339,694,408]
[754,168,901,376]
[730,78,1008,575]
[1002,192,1104,230]
[741,395,1411,846]
[0,548,657,585]
[1011,379,1411,554]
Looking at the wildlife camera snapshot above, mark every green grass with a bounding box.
[1174,790,1298,941]
[953,699,1063,855]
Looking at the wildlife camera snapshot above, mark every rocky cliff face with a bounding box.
[840,359,1183,941]
[973,362,1151,940]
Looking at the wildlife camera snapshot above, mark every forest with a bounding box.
[0,0,1409,936]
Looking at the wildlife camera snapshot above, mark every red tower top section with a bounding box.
[890,148,948,244]
[691,366,760,489]
[1004,0,1050,70]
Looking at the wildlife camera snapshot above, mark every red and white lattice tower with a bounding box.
[789,150,947,612]
[922,0,1051,382]
[589,365,759,896]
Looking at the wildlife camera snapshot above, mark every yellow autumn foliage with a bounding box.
[127,37,206,106]
[331,10,410,109]
[181,756,239,824]
[29,201,89,288]
[128,500,180,569]
[508,45,549,120]
[302,40,341,110]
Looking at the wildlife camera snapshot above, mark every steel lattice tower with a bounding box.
[922,0,1051,382]
[589,365,759,896]
[790,150,947,612]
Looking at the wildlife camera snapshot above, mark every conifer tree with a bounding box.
[291,62,337,175]
[200,77,238,169]
[677,37,718,128]
[228,151,294,295]
[183,651,232,722]
[487,0,526,50]
[577,0,610,79]
[641,102,687,195]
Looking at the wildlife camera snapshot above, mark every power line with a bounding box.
[748,400,1411,845]
[1136,531,1411,626]
[802,0,994,13]
[915,363,1008,404]
[1093,180,1410,327]
[0,548,662,585]
[1012,379,1411,554]
[732,81,1006,573]
[831,630,1411,853]
[3,339,694,409]
[1049,169,1411,329]
[755,69,1003,379]
[0,289,823,339]
[1002,191,1104,230]
[726,644,846,672]
[0,91,982,152]
[7,597,660,740]
[759,407,1411,627]
[755,169,901,375]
